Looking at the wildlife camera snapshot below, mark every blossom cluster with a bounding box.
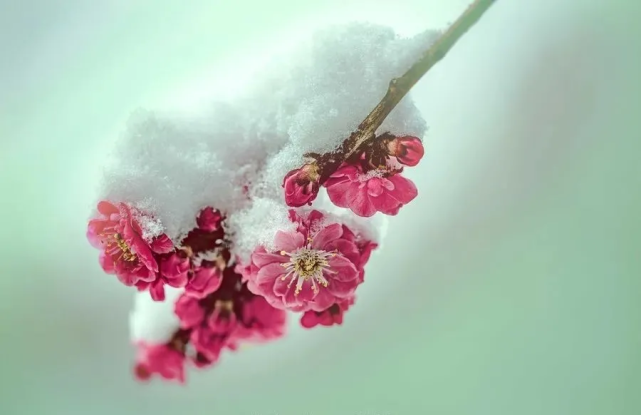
[87,133,422,383]
[86,22,432,384]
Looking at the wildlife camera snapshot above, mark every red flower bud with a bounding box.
[386,136,424,167]
[282,163,320,207]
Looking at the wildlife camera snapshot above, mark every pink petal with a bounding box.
[165,272,189,288]
[174,296,205,329]
[272,277,309,310]
[97,201,119,216]
[98,251,115,274]
[255,262,285,283]
[386,174,418,204]
[311,223,343,250]
[186,265,222,298]
[273,231,305,252]
[122,223,158,273]
[326,278,358,297]
[325,180,354,208]
[309,289,335,311]
[149,281,166,301]
[349,186,377,217]
[151,234,174,254]
[251,251,288,268]
[324,239,360,265]
[86,219,111,249]
[327,255,358,282]
[366,178,385,197]
[114,268,141,286]
[370,190,403,216]
[197,207,222,231]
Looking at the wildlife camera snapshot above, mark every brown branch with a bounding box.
[314,0,497,182]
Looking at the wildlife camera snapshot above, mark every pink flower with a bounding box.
[185,260,223,298]
[300,296,355,329]
[206,300,238,334]
[174,295,205,329]
[188,298,237,362]
[235,294,287,342]
[356,241,378,282]
[87,201,174,286]
[324,162,418,217]
[246,216,360,312]
[196,207,223,232]
[190,327,228,363]
[341,225,378,282]
[386,135,424,167]
[235,261,253,283]
[135,251,190,301]
[283,163,320,207]
[133,341,186,384]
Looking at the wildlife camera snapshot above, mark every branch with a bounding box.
[313,0,497,182]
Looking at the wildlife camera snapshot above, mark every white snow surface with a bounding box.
[98,22,434,260]
[129,287,183,343]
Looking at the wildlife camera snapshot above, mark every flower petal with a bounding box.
[311,223,343,250]
[251,251,288,268]
[151,234,174,254]
[327,255,358,282]
[256,262,285,283]
[273,231,305,252]
[97,201,119,216]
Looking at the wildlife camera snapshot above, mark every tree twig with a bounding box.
[314,0,497,182]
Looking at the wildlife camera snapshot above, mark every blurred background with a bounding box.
[1,0,640,414]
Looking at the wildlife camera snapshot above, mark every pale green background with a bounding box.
[0,1,639,414]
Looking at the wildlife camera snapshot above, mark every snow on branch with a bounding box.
[87,0,497,384]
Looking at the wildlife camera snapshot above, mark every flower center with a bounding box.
[103,232,137,262]
[280,247,335,296]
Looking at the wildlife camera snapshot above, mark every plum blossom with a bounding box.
[135,251,191,301]
[300,296,355,329]
[339,225,378,282]
[133,340,187,383]
[87,201,174,286]
[235,294,287,342]
[185,259,223,298]
[171,207,226,299]
[196,206,223,232]
[385,135,425,167]
[324,158,418,217]
[283,163,321,207]
[173,265,287,369]
[245,210,362,312]
[190,323,234,364]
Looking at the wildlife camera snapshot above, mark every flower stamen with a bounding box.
[280,247,332,296]
[105,232,137,262]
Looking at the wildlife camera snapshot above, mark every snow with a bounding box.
[225,197,297,260]
[98,21,433,258]
[129,287,183,343]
